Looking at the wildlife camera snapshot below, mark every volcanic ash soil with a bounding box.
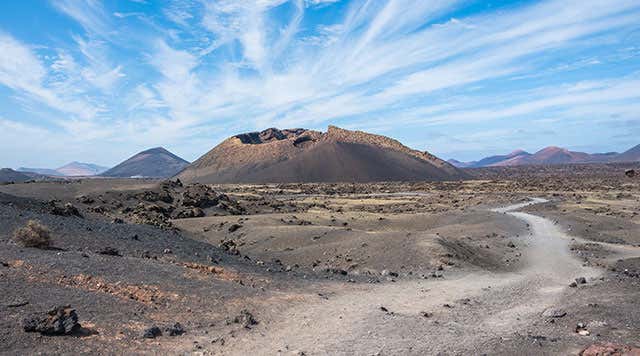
[0,166,639,354]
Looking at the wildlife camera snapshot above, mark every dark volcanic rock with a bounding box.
[129,204,172,229]
[23,305,81,335]
[220,240,240,255]
[231,310,258,329]
[77,181,244,228]
[135,190,173,204]
[164,322,185,336]
[326,267,348,275]
[50,202,82,217]
[625,169,636,178]
[182,184,220,208]
[143,326,162,339]
[171,207,205,219]
[97,247,121,256]
[180,185,244,214]
[575,276,587,284]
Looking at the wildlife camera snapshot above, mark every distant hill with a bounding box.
[17,167,61,176]
[446,159,473,168]
[450,144,640,167]
[611,144,640,163]
[449,150,532,168]
[0,168,33,183]
[177,126,467,184]
[18,162,108,177]
[56,162,108,176]
[101,147,190,178]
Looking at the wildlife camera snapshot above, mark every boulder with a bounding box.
[231,310,258,329]
[23,305,81,335]
[181,184,220,208]
[164,322,185,336]
[143,326,162,339]
[50,202,82,217]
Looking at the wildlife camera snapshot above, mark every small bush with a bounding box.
[13,220,51,248]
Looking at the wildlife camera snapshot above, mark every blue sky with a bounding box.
[0,0,639,168]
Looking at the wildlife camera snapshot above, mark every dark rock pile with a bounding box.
[49,202,82,217]
[75,180,245,229]
[23,305,81,335]
[142,322,185,339]
[230,310,258,329]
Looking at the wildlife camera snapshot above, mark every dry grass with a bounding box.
[13,220,51,248]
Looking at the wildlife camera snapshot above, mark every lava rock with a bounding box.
[97,247,121,256]
[143,326,162,339]
[50,202,82,217]
[326,268,348,275]
[220,240,240,255]
[231,310,258,329]
[172,207,205,219]
[23,305,81,335]
[164,322,185,336]
[181,184,218,208]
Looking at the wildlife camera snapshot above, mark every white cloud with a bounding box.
[0,32,100,119]
[51,0,113,38]
[3,0,640,166]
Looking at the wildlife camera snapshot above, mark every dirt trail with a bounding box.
[225,198,637,355]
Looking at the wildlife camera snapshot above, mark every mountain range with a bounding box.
[19,162,108,177]
[449,144,640,168]
[6,130,637,183]
[177,126,467,183]
[100,147,190,178]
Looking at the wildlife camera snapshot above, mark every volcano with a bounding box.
[177,126,467,184]
[101,147,189,178]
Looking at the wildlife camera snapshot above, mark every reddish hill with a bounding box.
[177,126,467,183]
[492,146,591,166]
[453,144,640,167]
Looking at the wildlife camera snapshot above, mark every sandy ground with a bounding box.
[220,198,639,355]
[0,165,639,355]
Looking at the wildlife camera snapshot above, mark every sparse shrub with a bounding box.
[13,220,51,248]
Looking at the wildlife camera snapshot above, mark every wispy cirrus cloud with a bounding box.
[0,0,639,167]
[0,32,102,119]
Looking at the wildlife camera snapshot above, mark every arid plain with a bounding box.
[1,163,639,355]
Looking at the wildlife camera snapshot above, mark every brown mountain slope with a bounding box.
[178,126,466,183]
[101,147,189,178]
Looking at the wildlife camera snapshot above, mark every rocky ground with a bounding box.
[0,164,639,355]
